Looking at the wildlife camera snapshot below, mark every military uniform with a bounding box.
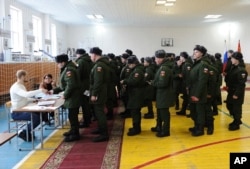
[90,57,109,141]
[153,59,175,137]
[177,57,193,115]
[75,53,93,127]
[226,53,247,130]
[189,57,209,136]
[123,63,145,136]
[53,60,81,142]
[143,63,156,119]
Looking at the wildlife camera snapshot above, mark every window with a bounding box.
[51,24,57,56]
[32,15,42,53]
[10,6,23,53]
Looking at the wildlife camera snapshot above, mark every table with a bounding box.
[12,97,64,149]
[0,133,17,146]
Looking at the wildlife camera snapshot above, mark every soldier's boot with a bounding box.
[64,128,80,142]
[63,128,75,137]
[151,121,162,132]
[156,123,170,137]
[92,128,109,142]
[176,106,186,115]
[192,124,204,137]
[127,123,141,136]
[106,108,114,120]
[207,119,214,135]
[229,119,241,131]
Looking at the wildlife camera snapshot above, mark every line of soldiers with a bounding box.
[52,45,248,142]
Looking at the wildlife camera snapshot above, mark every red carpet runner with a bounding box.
[41,115,124,169]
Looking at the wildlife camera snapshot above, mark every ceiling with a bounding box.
[15,0,250,27]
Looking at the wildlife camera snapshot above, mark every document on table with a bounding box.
[37,100,55,106]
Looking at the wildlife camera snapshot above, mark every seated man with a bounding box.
[10,70,47,141]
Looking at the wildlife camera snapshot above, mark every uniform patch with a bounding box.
[145,73,148,77]
[187,66,191,70]
[126,69,130,73]
[66,71,72,77]
[134,73,139,77]
[160,71,165,76]
[204,68,208,73]
[209,71,214,75]
[241,73,246,78]
[97,67,102,72]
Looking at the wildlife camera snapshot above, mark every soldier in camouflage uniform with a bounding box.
[53,54,81,142]
[151,50,175,137]
[75,49,93,128]
[121,55,145,136]
[89,47,109,142]
[226,52,248,131]
[188,45,209,137]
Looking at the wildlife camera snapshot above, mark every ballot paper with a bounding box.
[37,100,55,106]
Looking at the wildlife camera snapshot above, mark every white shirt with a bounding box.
[10,82,43,110]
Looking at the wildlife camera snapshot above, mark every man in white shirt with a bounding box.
[10,70,47,141]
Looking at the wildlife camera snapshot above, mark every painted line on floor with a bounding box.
[132,135,250,169]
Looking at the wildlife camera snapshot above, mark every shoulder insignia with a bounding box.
[241,73,246,78]
[187,66,191,70]
[97,67,102,72]
[209,71,214,75]
[126,69,130,72]
[134,73,139,77]
[203,68,208,73]
[66,71,72,77]
[160,71,165,76]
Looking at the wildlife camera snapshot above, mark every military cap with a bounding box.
[155,50,166,58]
[231,52,243,60]
[144,57,153,64]
[107,53,115,59]
[180,51,189,59]
[55,54,69,63]
[214,53,221,59]
[90,47,102,56]
[76,48,86,55]
[127,55,138,64]
[193,45,207,55]
[121,53,130,59]
[125,49,133,56]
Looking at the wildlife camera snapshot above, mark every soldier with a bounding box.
[151,50,175,137]
[52,54,81,142]
[121,55,145,136]
[75,48,93,128]
[226,52,247,131]
[119,53,132,118]
[173,56,183,111]
[188,45,209,137]
[176,52,193,116]
[143,57,156,119]
[89,47,109,142]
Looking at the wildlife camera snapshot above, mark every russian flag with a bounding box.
[223,40,228,72]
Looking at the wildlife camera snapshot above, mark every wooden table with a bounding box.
[12,97,64,149]
[0,133,17,146]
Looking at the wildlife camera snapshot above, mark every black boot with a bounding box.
[192,125,204,137]
[207,119,214,135]
[127,123,141,136]
[144,112,154,119]
[63,129,80,142]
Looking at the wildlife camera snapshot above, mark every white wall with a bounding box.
[67,22,250,63]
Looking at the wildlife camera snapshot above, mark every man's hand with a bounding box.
[91,96,97,102]
[191,96,199,102]
[41,89,48,94]
[233,95,238,99]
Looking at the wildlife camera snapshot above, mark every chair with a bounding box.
[5,101,30,150]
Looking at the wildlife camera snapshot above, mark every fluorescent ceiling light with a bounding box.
[95,15,103,19]
[165,2,174,6]
[167,0,176,2]
[156,0,166,5]
[204,15,222,19]
[86,14,104,19]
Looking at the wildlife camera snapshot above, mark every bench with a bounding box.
[0,133,17,146]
